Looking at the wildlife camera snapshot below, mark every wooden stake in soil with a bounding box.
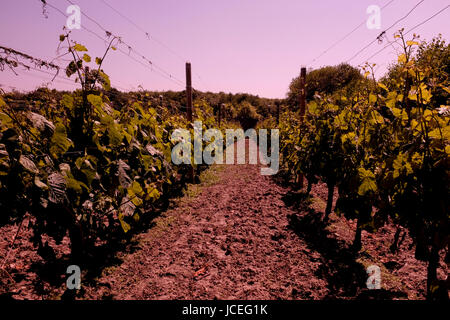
[298,67,307,188]
[299,67,306,120]
[219,103,224,127]
[276,100,280,125]
[186,62,195,182]
[186,62,193,122]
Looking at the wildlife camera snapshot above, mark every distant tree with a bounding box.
[235,101,261,130]
[287,63,363,107]
[106,87,128,109]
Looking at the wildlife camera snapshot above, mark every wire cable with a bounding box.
[99,0,208,91]
[43,0,184,88]
[346,0,426,63]
[307,0,396,67]
[100,0,187,63]
[360,4,450,64]
[63,0,184,85]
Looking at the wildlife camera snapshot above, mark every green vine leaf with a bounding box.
[73,43,88,52]
[82,54,91,63]
[118,213,131,233]
[358,168,377,196]
[50,123,73,158]
[127,181,144,207]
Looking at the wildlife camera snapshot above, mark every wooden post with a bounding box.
[218,103,223,127]
[186,62,193,122]
[299,67,306,120]
[298,67,307,188]
[185,62,195,182]
[276,101,280,125]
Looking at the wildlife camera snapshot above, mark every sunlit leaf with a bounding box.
[82,54,91,63]
[50,123,73,158]
[358,168,377,196]
[73,43,88,52]
[398,54,407,64]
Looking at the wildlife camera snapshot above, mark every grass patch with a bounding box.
[145,214,178,239]
[182,164,224,199]
[311,196,327,211]
[356,250,413,299]
[199,165,224,187]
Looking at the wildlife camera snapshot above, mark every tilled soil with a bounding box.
[1,140,448,300]
[83,160,329,299]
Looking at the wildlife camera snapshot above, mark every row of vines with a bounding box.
[277,32,449,299]
[0,33,221,265]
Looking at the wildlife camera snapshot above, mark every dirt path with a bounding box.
[84,140,329,299]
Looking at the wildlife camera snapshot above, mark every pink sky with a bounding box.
[0,0,449,98]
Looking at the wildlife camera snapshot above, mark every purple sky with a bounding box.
[0,0,449,98]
